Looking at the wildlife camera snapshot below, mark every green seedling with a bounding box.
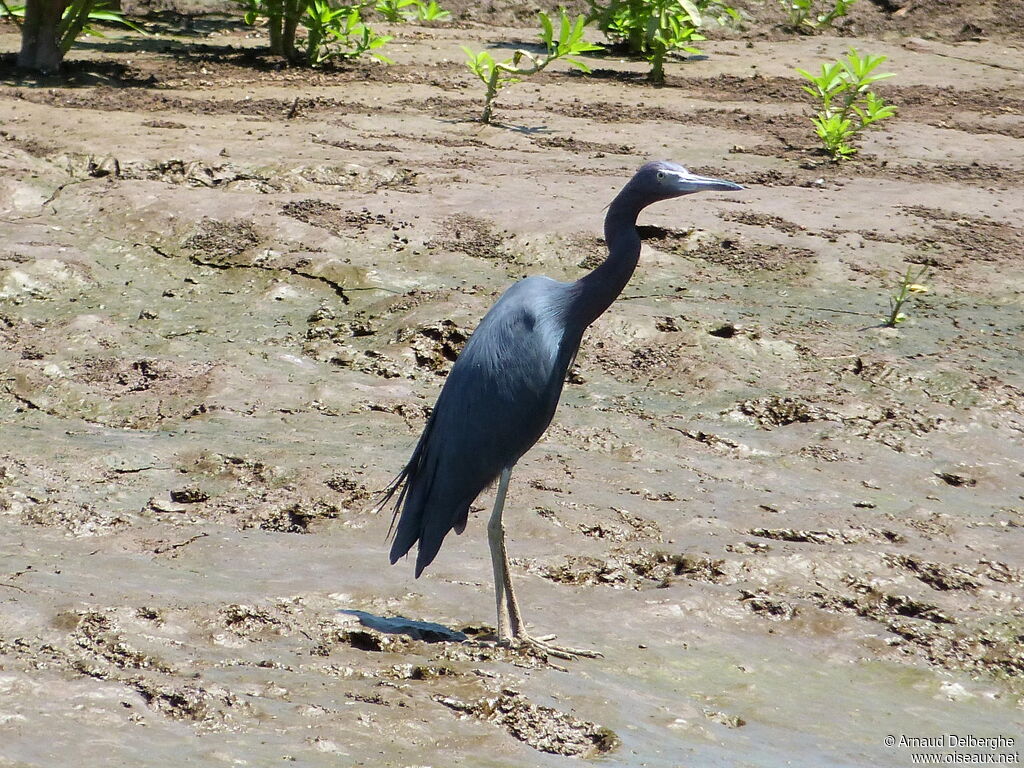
[2,0,144,53]
[588,0,739,83]
[305,1,391,65]
[463,11,600,124]
[783,0,857,32]
[241,0,390,66]
[884,266,929,327]
[376,0,448,21]
[413,0,449,20]
[797,48,897,158]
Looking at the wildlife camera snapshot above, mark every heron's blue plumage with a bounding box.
[389,275,581,575]
[384,161,743,578]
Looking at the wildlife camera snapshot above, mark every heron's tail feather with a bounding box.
[383,405,497,576]
[376,408,439,544]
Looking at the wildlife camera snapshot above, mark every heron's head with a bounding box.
[629,160,743,203]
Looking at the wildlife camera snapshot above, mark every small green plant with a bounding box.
[796,48,897,158]
[1,0,144,54]
[884,266,929,327]
[241,0,391,66]
[375,0,449,21]
[587,0,739,83]
[782,0,857,32]
[463,11,600,124]
[305,1,391,65]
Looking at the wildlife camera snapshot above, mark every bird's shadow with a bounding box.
[339,609,468,643]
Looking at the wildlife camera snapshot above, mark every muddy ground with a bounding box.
[1,1,1023,766]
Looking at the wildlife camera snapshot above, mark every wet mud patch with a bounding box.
[57,153,417,194]
[814,579,1024,685]
[586,336,699,384]
[749,527,905,545]
[885,554,981,592]
[436,689,619,757]
[720,210,807,236]
[661,105,807,136]
[392,95,480,122]
[428,214,511,261]
[281,199,408,239]
[729,392,945,451]
[550,97,697,124]
[0,603,248,728]
[526,548,731,589]
[12,87,359,119]
[399,320,470,375]
[573,508,663,542]
[672,74,806,104]
[530,135,635,156]
[181,217,372,299]
[732,395,833,428]
[638,225,816,272]
[927,117,1024,140]
[0,127,56,158]
[870,159,1024,188]
[239,497,343,534]
[309,308,472,379]
[60,609,175,678]
[733,142,1024,187]
[184,218,262,263]
[897,205,1024,268]
[887,84,1024,119]
[9,356,219,429]
[61,154,283,192]
[132,680,247,727]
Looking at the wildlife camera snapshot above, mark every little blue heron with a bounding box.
[383,161,743,658]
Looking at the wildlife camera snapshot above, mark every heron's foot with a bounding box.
[506,632,603,661]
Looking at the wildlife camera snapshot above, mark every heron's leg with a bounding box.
[487,467,513,642]
[488,467,602,661]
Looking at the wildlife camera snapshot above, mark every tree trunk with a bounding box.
[266,0,284,56]
[17,0,67,73]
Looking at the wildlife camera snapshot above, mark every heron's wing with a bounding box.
[387,277,575,576]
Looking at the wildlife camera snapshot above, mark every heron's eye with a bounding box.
[656,171,665,180]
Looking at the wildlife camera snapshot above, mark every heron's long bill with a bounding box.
[677,172,744,194]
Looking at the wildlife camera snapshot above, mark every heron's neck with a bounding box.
[568,190,644,331]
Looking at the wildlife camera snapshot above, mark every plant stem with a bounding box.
[649,43,665,83]
[884,266,928,327]
[481,66,499,123]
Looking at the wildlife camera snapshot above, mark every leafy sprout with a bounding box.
[463,11,600,124]
[796,48,897,158]
[305,1,391,65]
[587,0,740,83]
[241,0,398,66]
[884,266,930,327]
[376,0,449,22]
[782,0,857,33]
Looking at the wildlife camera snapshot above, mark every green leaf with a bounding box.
[677,0,702,26]
[538,11,554,47]
[564,56,593,73]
